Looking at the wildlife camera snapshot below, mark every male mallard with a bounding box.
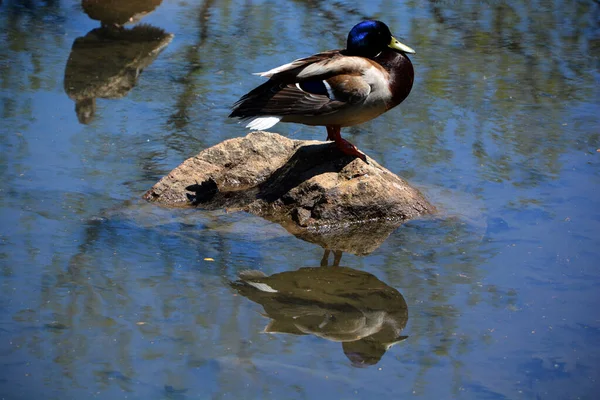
[229,20,415,162]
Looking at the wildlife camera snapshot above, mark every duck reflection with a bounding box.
[231,265,408,367]
[64,1,172,124]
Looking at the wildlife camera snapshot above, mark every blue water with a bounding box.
[1,0,599,399]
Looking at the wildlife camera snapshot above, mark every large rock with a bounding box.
[144,131,435,235]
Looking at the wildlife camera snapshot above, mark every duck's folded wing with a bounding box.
[231,51,382,122]
[230,80,342,118]
[256,51,378,82]
[255,50,342,79]
[230,73,374,119]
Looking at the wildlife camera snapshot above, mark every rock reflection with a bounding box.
[64,1,172,124]
[231,265,408,367]
[281,219,405,257]
[82,0,163,27]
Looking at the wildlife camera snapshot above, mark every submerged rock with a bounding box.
[144,131,435,232]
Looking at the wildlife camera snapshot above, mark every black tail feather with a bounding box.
[229,79,284,119]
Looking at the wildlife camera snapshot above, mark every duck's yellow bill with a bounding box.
[389,36,415,54]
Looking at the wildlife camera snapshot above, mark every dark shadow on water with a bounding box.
[230,264,408,367]
[64,1,172,124]
[64,25,173,124]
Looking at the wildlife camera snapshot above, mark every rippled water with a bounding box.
[1,1,599,399]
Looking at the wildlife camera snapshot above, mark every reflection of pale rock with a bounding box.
[231,266,408,367]
[144,131,435,233]
[64,25,173,124]
[82,0,163,26]
[284,219,403,256]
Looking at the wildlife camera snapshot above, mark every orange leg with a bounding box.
[325,125,367,162]
[326,125,336,141]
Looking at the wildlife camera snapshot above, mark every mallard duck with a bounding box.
[229,20,415,162]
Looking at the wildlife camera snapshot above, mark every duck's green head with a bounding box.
[347,20,415,57]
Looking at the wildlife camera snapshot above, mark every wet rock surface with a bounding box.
[144,131,435,239]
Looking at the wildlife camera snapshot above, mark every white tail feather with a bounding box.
[246,281,278,293]
[254,60,299,77]
[245,116,282,130]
